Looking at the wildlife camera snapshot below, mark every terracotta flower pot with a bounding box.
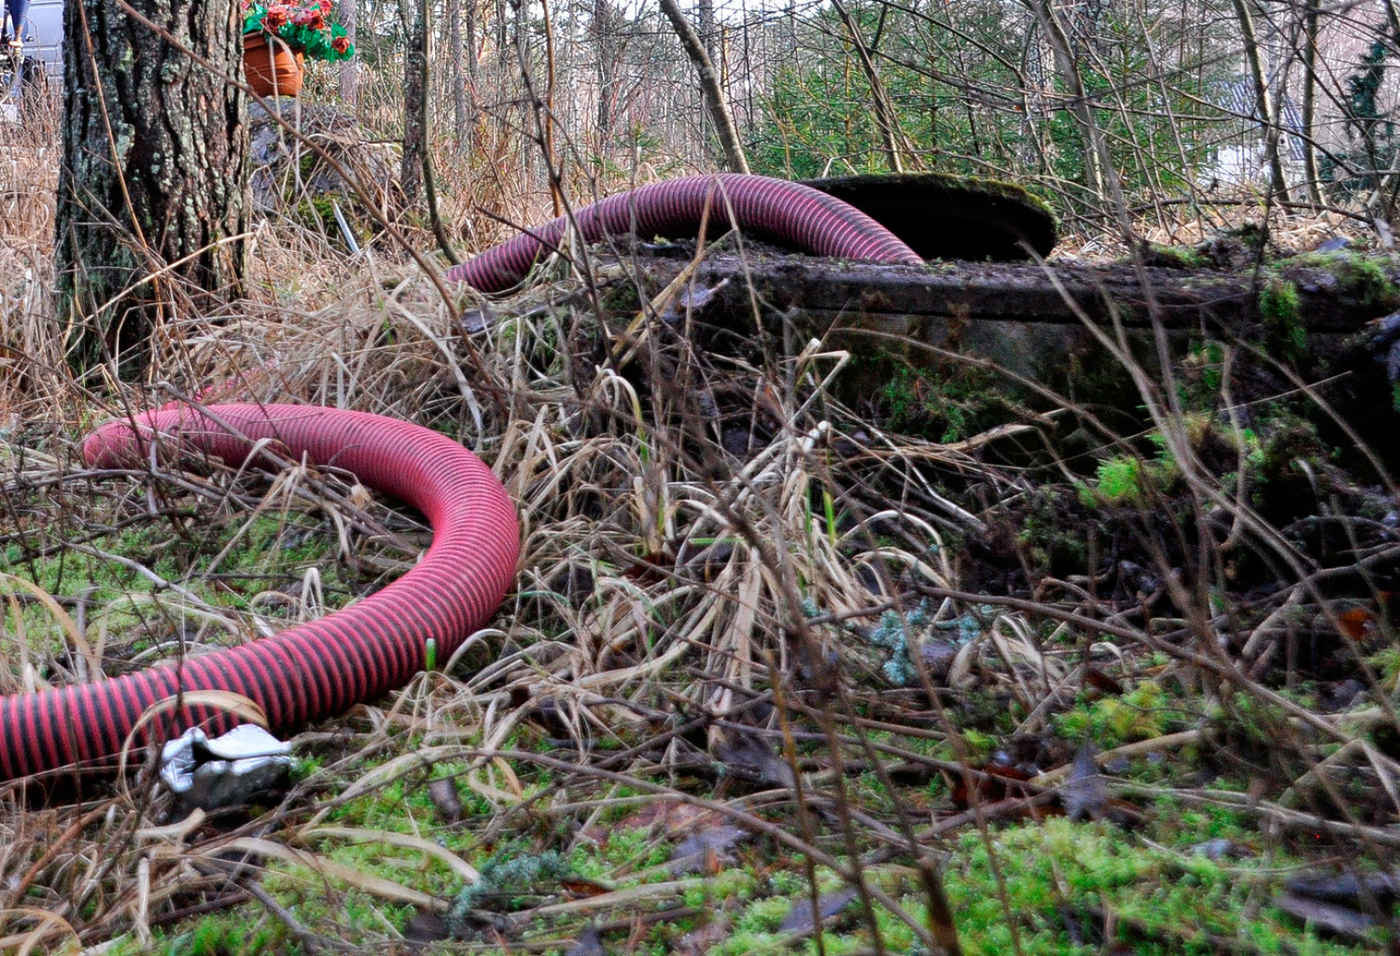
[243,32,304,98]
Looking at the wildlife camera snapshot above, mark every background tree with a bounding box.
[659,0,748,173]
[56,0,248,377]
[447,0,468,146]
[402,0,427,204]
[830,0,911,173]
[1230,0,1289,201]
[340,0,358,107]
[590,0,626,150]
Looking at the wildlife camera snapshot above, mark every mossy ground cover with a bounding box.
[0,502,357,677]
[115,779,1382,956]
[10,337,1398,953]
[3,219,1398,955]
[74,440,1398,955]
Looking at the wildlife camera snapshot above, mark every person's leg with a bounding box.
[3,0,31,41]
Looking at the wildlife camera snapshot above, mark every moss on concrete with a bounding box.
[1259,277,1306,364]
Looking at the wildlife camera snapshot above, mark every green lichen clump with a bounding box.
[864,600,985,685]
[293,195,341,239]
[449,850,571,922]
[1082,455,1150,507]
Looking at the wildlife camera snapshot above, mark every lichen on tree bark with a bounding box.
[56,0,249,377]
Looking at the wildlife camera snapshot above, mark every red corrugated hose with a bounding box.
[0,404,520,782]
[446,173,924,292]
[2,174,900,784]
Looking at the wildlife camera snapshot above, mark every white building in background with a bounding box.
[1207,75,1307,188]
[1206,4,1400,192]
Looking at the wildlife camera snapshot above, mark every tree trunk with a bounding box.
[593,0,620,146]
[1023,0,1110,210]
[1300,0,1321,207]
[465,0,479,153]
[786,0,797,65]
[540,0,559,214]
[697,0,716,65]
[659,0,748,173]
[339,0,358,109]
[695,0,716,146]
[1230,0,1289,201]
[56,0,247,377]
[512,0,532,184]
[447,0,468,148]
[495,0,507,70]
[831,0,907,173]
[402,0,427,204]
[466,0,479,77]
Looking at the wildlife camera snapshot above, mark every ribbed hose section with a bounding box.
[0,405,520,782]
[445,173,924,293]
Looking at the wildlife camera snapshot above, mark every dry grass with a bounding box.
[2,88,1399,956]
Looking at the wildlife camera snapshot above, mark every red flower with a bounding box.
[248,0,352,61]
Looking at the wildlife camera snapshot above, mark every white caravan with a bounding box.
[6,0,63,78]
[3,0,62,109]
